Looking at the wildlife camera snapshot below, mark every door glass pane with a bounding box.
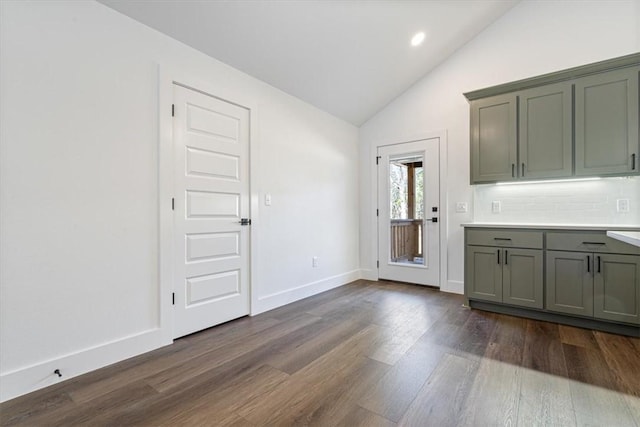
[389,156,424,266]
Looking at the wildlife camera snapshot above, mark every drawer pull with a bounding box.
[494,238,512,241]
[582,242,605,245]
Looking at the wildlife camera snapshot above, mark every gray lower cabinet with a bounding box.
[594,253,640,324]
[466,227,640,334]
[546,231,640,325]
[546,250,594,316]
[466,245,543,309]
[466,246,502,302]
[547,251,640,325]
[503,248,543,309]
[575,66,639,177]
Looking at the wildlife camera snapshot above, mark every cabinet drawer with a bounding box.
[547,232,640,255]
[466,229,543,249]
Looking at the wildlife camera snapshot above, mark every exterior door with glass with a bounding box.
[377,138,440,286]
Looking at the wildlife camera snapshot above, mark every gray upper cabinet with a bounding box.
[470,94,517,183]
[465,54,640,184]
[575,66,639,176]
[519,82,572,179]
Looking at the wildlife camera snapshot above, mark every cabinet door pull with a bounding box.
[497,250,500,265]
[597,256,601,273]
[521,163,525,177]
[505,250,508,265]
[511,163,515,177]
[587,255,590,273]
[632,153,636,170]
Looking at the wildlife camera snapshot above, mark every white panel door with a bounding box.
[378,138,440,286]
[173,84,250,338]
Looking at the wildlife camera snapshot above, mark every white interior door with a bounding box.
[377,138,440,286]
[173,84,250,338]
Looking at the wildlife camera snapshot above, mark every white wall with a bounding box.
[359,0,640,293]
[0,0,359,401]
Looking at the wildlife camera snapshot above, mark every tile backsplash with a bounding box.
[473,177,640,225]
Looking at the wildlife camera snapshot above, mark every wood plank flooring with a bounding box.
[1,280,639,426]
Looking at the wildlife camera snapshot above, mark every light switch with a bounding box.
[265,193,272,206]
[492,201,501,213]
[456,202,468,213]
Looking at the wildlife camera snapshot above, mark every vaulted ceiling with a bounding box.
[99,0,519,125]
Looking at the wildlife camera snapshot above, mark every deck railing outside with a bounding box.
[390,219,423,262]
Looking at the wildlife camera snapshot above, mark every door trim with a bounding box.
[158,64,260,343]
[372,130,448,290]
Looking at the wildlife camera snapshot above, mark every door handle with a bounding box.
[511,164,515,178]
[505,250,508,265]
[587,255,590,273]
[428,217,438,222]
[597,256,601,273]
[632,153,636,170]
[239,218,252,226]
[497,249,500,265]
[521,163,525,177]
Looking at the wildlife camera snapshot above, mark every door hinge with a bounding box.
[376,209,379,217]
[376,260,379,268]
[171,104,175,117]
[172,292,175,305]
[376,156,381,165]
[171,198,175,210]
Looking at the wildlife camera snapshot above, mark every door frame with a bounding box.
[372,130,448,289]
[158,65,260,343]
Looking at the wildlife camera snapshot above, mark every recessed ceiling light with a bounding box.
[411,32,425,47]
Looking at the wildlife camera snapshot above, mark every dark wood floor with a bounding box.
[2,280,639,426]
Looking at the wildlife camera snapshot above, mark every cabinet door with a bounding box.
[470,93,517,183]
[519,82,572,179]
[594,254,640,325]
[503,248,543,309]
[466,246,502,302]
[575,66,639,176]
[546,250,593,316]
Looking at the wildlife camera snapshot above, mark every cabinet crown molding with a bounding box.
[464,53,640,101]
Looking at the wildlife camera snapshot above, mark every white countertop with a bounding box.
[461,222,640,231]
[607,231,640,248]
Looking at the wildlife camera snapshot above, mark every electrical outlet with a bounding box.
[265,193,272,206]
[492,201,501,214]
[617,199,630,213]
[456,202,468,213]
[312,256,319,268]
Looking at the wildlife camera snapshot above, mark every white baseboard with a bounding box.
[252,269,362,315]
[0,328,170,403]
[359,269,378,281]
[441,279,464,295]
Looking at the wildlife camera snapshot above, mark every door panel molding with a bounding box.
[158,65,259,344]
